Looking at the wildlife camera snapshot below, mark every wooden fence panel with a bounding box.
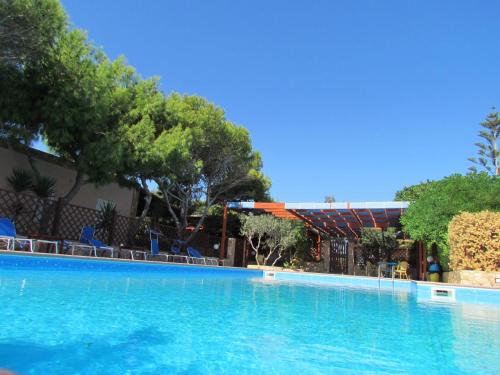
[0,188,57,235]
[0,188,228,256]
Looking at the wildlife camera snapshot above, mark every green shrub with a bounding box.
[401,173,500,268]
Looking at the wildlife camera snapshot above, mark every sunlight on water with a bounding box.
[0,265,499,374]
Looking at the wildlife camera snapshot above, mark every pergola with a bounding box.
[225,201,409,238]
[219,200,426,278]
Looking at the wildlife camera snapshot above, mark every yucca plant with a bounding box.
[31,176,56,199]
[96,201,117,242]
[7,168,33,193]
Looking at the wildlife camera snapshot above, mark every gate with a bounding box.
[329,238,349,274]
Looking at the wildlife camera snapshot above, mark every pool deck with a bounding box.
[1,250,499,305]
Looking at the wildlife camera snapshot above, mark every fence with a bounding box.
[0,187,222,256]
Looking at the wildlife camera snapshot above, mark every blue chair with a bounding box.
[149,231,188,263]
[149,230,167,261]
[77,226,114,257]
[0,218,35,252]
[187,246,219,266]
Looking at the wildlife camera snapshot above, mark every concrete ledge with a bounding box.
[443,270,500,289]
[271,270,500,305]
[247,264,284,271]
[0,250,259,275]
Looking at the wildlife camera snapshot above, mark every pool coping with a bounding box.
[1,251,499,305]
[0,249,246,271]
[2,250,499,290]
[270,268,500,291]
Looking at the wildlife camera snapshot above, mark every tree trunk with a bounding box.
[131,179,153,228]
[63,171,84,204]
[271,254,283,267]
[183,212,209,245]
[26,152,41,180]
[264,246,279,266]
[247,236,262,266]
[157,180,184,241]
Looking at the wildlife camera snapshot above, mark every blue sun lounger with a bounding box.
[0,218,58,253]
[66,226,114,257]
[187,246,219,266]
[149,231,189,263]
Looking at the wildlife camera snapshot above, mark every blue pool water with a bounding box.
[0,255,499,374]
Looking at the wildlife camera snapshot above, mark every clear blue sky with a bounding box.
[59,0,500,202]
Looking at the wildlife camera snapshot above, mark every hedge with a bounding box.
[448,211,500,271]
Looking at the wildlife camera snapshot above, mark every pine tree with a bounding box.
[469,109,500,176]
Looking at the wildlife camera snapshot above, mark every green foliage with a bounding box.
[6,167,56,198]
[0,0,67,65]
[1,0,270,228]
[0,0,67,146]
[324,195,335,203]
[149,93,268,242]
[41,30,132,191]
[1,3,134,202]
[264,216,296,266]
[401,173,500,267]
[117,77,166,185]
[284,221,315,269]
[360,228,398,263]
[394,180,435,201]
[7,168,33,193]
[469,109,500,176]
[239,214,300,266]
[220,161,272,202]
[201,204,241,236]
[96,200,117,237]
[31,175,56,198]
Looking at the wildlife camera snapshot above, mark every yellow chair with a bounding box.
[394,261,410,279]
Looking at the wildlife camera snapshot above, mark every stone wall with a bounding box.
[443,270,500,289]
[302,259,327,273]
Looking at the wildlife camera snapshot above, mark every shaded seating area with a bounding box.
[0,184,224,266]
[120,230,221,266]
[0,218,59,253]
[1,220,223,266]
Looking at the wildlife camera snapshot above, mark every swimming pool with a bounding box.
[1,254,499,374]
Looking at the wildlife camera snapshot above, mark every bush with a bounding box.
[448,211,500,271]
[360,228,398,264]
[401,173,500,268]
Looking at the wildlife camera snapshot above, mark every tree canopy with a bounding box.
[1,0,271,227]
[401,173,500,267]
[40,30,135,202]
[150,94,262,242]
[0,0,66,65]
[360,228,398,264]
[394,180,435,202]
[239,214,298,266]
